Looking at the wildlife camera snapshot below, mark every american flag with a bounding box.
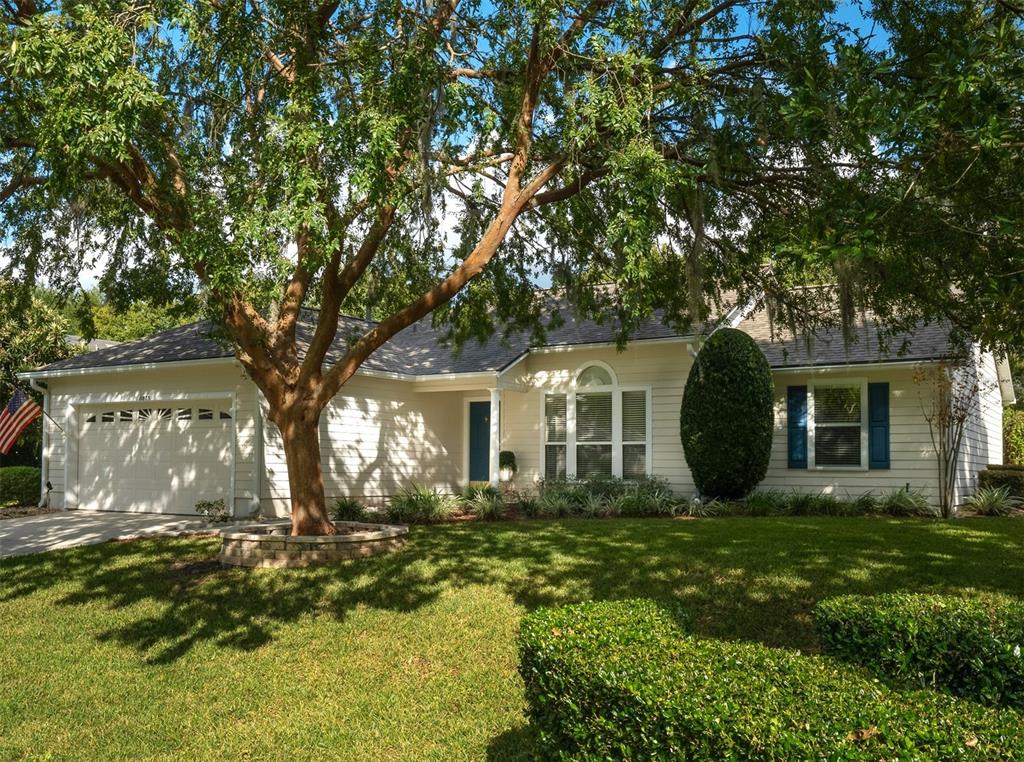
[0,389,42,455]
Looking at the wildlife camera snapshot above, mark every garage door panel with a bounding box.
[79,401,232,514]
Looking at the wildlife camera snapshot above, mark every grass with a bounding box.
[1,517,1023,760]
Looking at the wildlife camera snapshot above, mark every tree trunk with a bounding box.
[278,410,336,536]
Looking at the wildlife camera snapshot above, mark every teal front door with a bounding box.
[468,401,490,482]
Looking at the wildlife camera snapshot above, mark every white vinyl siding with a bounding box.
[39,332,1005,518]
[261,374,464,513]
[763,367,943,503]
[955,348,1005,505]
[41,363,258,515]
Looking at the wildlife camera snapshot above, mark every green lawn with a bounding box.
[2,518,1023,760]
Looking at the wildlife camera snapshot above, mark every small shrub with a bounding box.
[816,593,1024,708]
[533,476,678,518]
[467,489,503,520]
[579,492,607,518]
[0,466,40,507]
[463,483,500,501]
[387,484,458,524]
[680,328,774,499]
[537,479,589,511]
[630,474,673,501]
[965,486,1021,516]
[331,496,367,522]
[1005,408,1024,465]
[741,489,790,516]
[877,487,934,517]
[582,475,627,500]
[851,491,878,514]
[520,599,1024,760]
[799,492,847,516]
[720,489,933,518]
[979,466,1024,498]
[195,498,230,523]
[538,491,573,518]
[616,488,676,517]
[518,495,541,518]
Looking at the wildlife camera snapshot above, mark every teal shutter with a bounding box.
[787,386,808,469]
[868,382,890,469]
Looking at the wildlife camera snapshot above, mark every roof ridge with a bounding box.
[298,305,380,326]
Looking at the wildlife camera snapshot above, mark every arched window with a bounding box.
[577,365,613,387]
[543,363,650,481]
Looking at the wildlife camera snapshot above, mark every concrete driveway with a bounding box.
[0,511,222,558]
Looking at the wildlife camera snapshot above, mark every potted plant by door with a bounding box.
[499,451,517,483]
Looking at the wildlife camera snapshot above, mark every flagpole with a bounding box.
[39,406,66,435]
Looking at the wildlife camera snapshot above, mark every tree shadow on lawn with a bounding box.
[0,518,1022,665]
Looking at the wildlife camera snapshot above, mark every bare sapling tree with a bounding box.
[915,357,992,518]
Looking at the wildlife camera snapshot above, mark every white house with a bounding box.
[19,299,1015,516]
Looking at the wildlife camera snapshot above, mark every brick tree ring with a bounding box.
[218,521,409,568]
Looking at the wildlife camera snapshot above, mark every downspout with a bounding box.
[28,378,51,508]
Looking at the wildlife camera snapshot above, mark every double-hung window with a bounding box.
[812,384,865,467]
[788,379,891,470]
[542,364,651,480]
[544,393,568,480]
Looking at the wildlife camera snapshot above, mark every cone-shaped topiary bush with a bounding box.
[680,327,773,499]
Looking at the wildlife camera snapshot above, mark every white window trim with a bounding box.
[539,362,653,480]
[807,377,869,471]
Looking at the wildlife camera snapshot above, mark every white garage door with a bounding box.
[79,402,233,514]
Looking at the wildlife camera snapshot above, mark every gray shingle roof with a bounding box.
[33,300,958,376]
[736,309,957,368]
[37,300,697,376]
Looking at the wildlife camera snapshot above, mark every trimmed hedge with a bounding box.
[0,466,40,507]
[1005,408,1024,465]
[680,328,774,499]
[708,487,934,518]
[520,599,1024,760]
[978,466,1024,498]
[816,593,1024,708]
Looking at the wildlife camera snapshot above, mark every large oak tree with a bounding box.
[2,0,1021,533]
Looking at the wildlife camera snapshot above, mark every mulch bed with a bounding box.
[0,505,59,521]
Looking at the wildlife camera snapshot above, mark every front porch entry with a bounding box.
[460,387,508,487]
[467,400,491,482]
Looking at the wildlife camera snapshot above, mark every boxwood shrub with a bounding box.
[0,466,41,507]
[816,593,1024,708]
[520,599,1024,760]
[978,466,1024,498]
[679,328,774,499]
[1004,408,1024,465]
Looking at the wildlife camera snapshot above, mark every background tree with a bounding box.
[0,279,72,467]
[1,0,1021,533]
[86,294,197,342]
